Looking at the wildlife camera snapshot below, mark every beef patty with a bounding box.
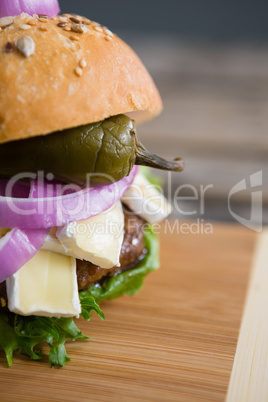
[0,212,146,308]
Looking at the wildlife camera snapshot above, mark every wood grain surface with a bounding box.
[0,222,256,402]
[227,229,268,402]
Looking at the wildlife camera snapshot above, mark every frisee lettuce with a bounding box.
[0,296,104,367]
[0,225,159,367]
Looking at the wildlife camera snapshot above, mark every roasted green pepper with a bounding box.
[0,115,183,185]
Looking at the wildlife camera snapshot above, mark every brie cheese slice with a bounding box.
[121,173,172,223]
[41,233,78,258]
[56,201,124,269]
[6,250,81,318]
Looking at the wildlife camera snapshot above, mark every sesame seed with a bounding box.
[74,66,83,77]
[3,42,13,53]
[63,26,71,31]
[39,26,48,32]
[94,26,103,33]
[38,14,49,19]
[27,19,37,26]
[70,17,80,24]
[70,13,82,18]
[59,16,68,22]
[105,35,113,41]
[0,16,14,29]
[17,35,35,57]
[70,35,80,41]
[71,24,87,33]
[38,17,48,23]
[82,20,91,25]
[104,28,113,36]
[58,22,67,27]
[79,58,87,68]
[20,24,31,30]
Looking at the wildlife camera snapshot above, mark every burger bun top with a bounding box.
[0,13,162,144]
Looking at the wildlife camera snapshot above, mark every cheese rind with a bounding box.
[6,250,81,318]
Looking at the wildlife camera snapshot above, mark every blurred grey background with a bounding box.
[60,0,268,41]
[59,0,268,224]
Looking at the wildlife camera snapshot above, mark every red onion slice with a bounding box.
[0,228,49,283]
[0,168,138,281]
[0,0,60,18]
[0,179,50,283]
[0,167,138,229]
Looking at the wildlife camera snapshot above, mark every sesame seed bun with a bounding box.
[0,13,162,144]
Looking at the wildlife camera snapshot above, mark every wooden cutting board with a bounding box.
[0,222,256,402]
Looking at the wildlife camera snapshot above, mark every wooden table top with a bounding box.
[0,222,256,402]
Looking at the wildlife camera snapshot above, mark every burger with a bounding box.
[0,10,183,366]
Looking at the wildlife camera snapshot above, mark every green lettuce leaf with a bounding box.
[139,166,164,188]
[0,225,159,367]
[0,295,103,367]
[80,224,159,303]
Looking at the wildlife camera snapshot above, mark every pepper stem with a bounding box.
[135,142,184,172]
